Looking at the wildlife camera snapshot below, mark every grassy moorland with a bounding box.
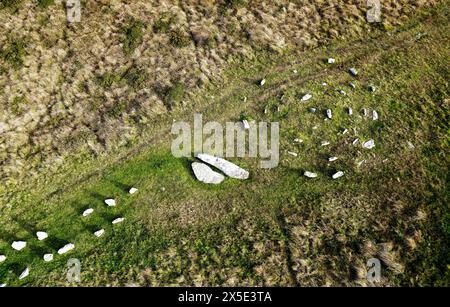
[0,3,449,286]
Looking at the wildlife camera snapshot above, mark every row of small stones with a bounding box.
[0,187,138,286]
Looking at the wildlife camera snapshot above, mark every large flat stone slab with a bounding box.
[196,154,249,180]
[192,162,225,184]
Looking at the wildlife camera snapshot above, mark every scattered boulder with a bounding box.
[326,109,332,119]
[339,90,347,96]
[372,110,379,121]
[0,255,6,262]
[353,138,359,145]
[301,94,312,102]
[191,162,225,185]
[43,254,53,262]
[288,151,298,157]
[321,141,330,147]
[36,232,48,241]
[369,85,376,92]
[260,79,266,86]
[332,171,345,179]
[112,217,125,224]
[105,199,116,207]
[12,241,27,251]
[94,229,105,237]
[58,243,75,255]
[349,82,356,89]
[82,208,94,217]
[304,171,318,178]
[196,153,249,180]
[363,139,376,149]
[349,68,358,76]
[348,107,353,115]
[329,157,338,162]
[341,128,349,135]
[129,187,138,194]
[0,284,6,287]
[19,267,29,280]
[328,58,336,64]
[309,107,317,113]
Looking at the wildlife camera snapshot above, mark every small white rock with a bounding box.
[112,217,125,224]
[372,110,379,121]
[288,151,298,157]
[12,241,27,251]
[196,153,249,180]
[0,283,6,287]
[349,82,356,89]
[304,171,318,178]
[0,255,6,262]
[242,119,250,130]
[36,231,48,241]
[43,254,53,262]
[82,208,94,217]
[293,69,298,74]
[301,94,312,102]
[94,229,105,237]
[293,138,303,143]
[58,243,75,255]
[352,138,359,145]
[260,79,266,86]
[329,157,338,162]
[342,128,349,135]
[328,58,336,64]
[321,141,330,147]
[19,267,29,280]
[326,109,332,119]
[363,139,376,149]
[339,90,347,96]
[332,171,345,179]
[348,107,353,115]
[349,68,358,76]
[192,162,225,184]
[129,187,138,194]
[105,199,116,207]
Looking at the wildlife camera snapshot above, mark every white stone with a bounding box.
[0,283,6,287]
[407,141,415,149]
[94,229,105,237]
[191,162,225,185]
[348,107,353,115]
[112,217,125,224]
[326,109,332,119]
[372,110,379,120]
[329,157,338,162]
[0,255,6,262]
[309,107,316,113]
[342,129,349,135]
[43,254,53,262]
[129,187,138,194]
[36,231,48,241]
[304,171,318,178]
[363,139,376,149]
[293,138,303,143]
[260,79,266,86]
[352,138,359,145]
[288,151,298,157]
[58,243,75,255]
[293,69,298,74]
[242,119,250,130]
[19,267,29,280]
[12,241,27,251]
[332,171,345,179]
[321,141,330,147]
[349,68,358,76]
[105,199,116,207]
[301,94,312,102]
[196,153,249,180]
[82,208,94,217]
[339,90,347,96]
[349,82,356,89]
[328,58,336,64]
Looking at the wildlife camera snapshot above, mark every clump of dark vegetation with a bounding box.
[169,29,191,48]
[10,95,27,115]
[0,39,27,69]
[124,67,149,90]
[0,0,23,11]
[219,0,248,14]
[163,83,185,109]
[37,0,54,8]
[107,99,127,118]
[122,20,145,55]
[96,71,123,88]
[153,13,177,33]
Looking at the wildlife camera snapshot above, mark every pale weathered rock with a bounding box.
[293,138,303,143]
[112,217,125,224]
[19,267,29,280]
[43,254,53,262]
[0,255,6,262]
[129,187,138,194]
[196,153,249,180]
[349,82,356,89]
[348,107,353,115]
[332,171,345,179]
[12,241,27,251]
[363,139,376,149]
[301,94,312,102]
[329,157,338,162]
[353,138,359,145]
[36,231,48,241]
[339,90,347,96]
[372,110,379,121]
[349,68,358,76]
[304,171,318,178]
[82,208,94,217]
[326,109,332,119]
[191,162,225,185]
[94,229,105,237]
[321,141,330,147]
[328,58,336,64]
[242,120,250,130]
[309,107,317,113]
[288,151,298,157]
[342,128,349,135]
[260,79,266,86]
[0,283,6,287]
[105,199,116,207]
[58,243,75,255]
